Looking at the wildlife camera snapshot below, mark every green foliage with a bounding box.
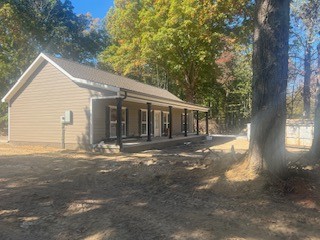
[0,3,36,94]
[228,50,252,119]
[0,0,109,132]
[0,103,8,133]
[100,0,253,106]
[0,0,109,87]
[1,0,109,62]
[203,44,253,130]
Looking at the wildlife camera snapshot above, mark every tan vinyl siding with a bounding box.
[10,62,92,148]
[172,109,184,135]
[92,99,108,143]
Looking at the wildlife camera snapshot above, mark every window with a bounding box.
[110,106,126,138]
[141,109,148,136]
[163,112,169,135]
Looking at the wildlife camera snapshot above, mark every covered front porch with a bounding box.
[90,91,209,152]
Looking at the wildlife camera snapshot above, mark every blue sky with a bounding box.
[71,0,114,19]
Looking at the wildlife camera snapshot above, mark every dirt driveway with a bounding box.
[0,138,319,240]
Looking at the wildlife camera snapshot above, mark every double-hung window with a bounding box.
[163,111,169,135]
[110,106,126,138]
[141,109,148,136]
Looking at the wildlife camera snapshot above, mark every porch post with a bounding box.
[184,108,188,137]
[169,106,173,139]
[147,102,152,141]
[116,97,123,149]
[196,110,199,135]
[205,112,209,135]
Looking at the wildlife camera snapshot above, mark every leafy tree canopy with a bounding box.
[0,0,109,130]
[0,0,108,93]
[100,0,252,103]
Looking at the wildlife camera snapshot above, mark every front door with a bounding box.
[154,111,161,137]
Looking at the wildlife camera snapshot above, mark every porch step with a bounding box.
[94,143,120,154]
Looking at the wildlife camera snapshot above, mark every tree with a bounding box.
[214,45,253,130]
[100,0,252,103]
[100,0,145,79]
[290,0,320,118]
[310,44,320,159]
[248,0,290,176]
[2,0,108,61]
[0,3,37,100]
[0,0,108,132]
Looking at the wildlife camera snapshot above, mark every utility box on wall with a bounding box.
[63,110,73,125]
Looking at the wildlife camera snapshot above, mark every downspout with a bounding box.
[7,100,10,143]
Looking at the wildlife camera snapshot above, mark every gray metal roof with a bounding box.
[46,54,183,102]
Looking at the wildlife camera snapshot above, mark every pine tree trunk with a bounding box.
[248,0,290,177]
[310,44,320,159]
[303,43,312,118]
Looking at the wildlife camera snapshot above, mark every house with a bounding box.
[1,53,209,151]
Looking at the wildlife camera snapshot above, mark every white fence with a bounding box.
[286,120,313,147]
[247,120,314,148]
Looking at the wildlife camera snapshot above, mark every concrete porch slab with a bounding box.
[122,135,206,153]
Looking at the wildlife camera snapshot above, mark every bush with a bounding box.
[0,103,8,135]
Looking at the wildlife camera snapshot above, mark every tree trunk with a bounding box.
[184,75,196,103]
[310,82,320,158]
[310,44,320,159]
[303,42,312,118]
[248,0,290,177]
[185,90,195,103]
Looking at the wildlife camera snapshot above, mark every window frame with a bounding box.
[140,109,148,136]
[109,106,127,138]
[162,111,169,135]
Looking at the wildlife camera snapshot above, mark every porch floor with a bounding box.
[100,134,206,153]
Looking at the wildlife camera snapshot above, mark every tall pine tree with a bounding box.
[248,0,290,177]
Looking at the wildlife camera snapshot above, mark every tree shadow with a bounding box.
[77,105,92,151]
[1,147,320,239]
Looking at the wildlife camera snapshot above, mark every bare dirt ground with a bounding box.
[1,138,320,240]
[0,135,7,143]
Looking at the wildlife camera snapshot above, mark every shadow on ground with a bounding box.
[0,142,319,240]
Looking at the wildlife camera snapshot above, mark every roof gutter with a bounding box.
[72,78,120,93]
[120,90,209,112]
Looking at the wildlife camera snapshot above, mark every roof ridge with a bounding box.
[43,53,176,97]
